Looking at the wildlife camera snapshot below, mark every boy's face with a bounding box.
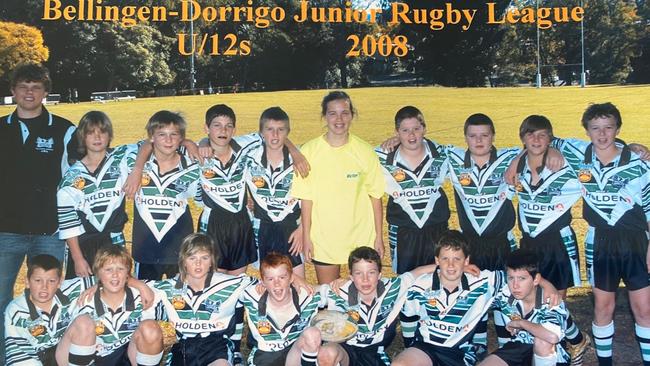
[12,81,47,113]
[396,117,425,151]
[521,129,551,157]
[151,124,182,157]
[27,268,62,308]
[435,247,469,284]
[84,127,111,154]
[261,119,289,151]
[205,116,235,148]
[98,259,129,295]
[585,115,620,152]
[350,259,381,297]
[183,249,212,282]
[261,264,292,303]
[506,268,540,301]
[465,125,495,158]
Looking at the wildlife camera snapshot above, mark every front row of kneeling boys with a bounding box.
[6,230,571,366]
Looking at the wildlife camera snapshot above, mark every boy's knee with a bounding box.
[317,345,340,366]
[300,327,321,351]
[69,314,95,339]
[136,320,163,345]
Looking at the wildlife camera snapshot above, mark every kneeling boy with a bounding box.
[479,249,570,366]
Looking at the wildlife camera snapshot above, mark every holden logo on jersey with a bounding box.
[459,171,471,186]
[203,169,216,179]
[73,176,86,190]
[95,320,105,335]
[257,319,271,334]
[35,137,54,153]
[251,176,265,188]
[141,172,151,186]
[392,168,406,182]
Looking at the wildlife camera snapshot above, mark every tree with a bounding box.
[0,22,49,79]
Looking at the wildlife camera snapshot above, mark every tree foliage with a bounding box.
[0,21,49,79]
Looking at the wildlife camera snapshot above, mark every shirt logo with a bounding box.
[35,137,54,153]
[346,172,359,179]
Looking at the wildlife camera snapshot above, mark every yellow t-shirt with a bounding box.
[291,133,385,264]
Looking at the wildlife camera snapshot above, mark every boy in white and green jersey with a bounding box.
[132,111,201,281]
[552,103,650,366]
[313,246,440,366]
[481,249,571,366]
[242,253,321,366]
[4,255,96,366]
[376,106,450,274]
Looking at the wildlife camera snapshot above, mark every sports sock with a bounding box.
[635,323,650,365]
[566,314,584,345]
[592,321,614,366]
[68,343,95,366]
[301,350,318,366]
[135,351,163,366]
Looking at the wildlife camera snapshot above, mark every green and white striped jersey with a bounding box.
[5,277,94,365]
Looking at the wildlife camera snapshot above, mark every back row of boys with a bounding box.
[2,63,650,365]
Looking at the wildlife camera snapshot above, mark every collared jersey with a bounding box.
[554,138,650,230]
[242,285,320,352]
[57,144,137,240]
[198,133,262,214]
[4,277,94,365]
[244,144,300,224]
[401,270,505,357]
[149,273,254,339]
[73,285,165,358]
[493,286,570,363]
[134,149,201,243]
[376,139,450,228]
[447,146,519,237]
[323,273,415,350]
[290,134,385,264]
[515,159,581,237]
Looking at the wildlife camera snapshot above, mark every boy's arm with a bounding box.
[370,197,384,258]
[128,277,155,310]
[65,237,92,277]
[300,200,314,263]
[180,138,202,163]
[284,139,310,178]
[538,278,561,307]
[506,318,560,344]
[4,312,44,365]
[122,141,152,198]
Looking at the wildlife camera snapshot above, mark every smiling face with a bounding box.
[324,99,353,137]
[84,126,111,155]
[465,124,495,158]
[396,117,425,151]
[98,259,129,296]
[262,264,293,303]
[507,268,540,302]
[12,81,47,114]
[586,115,620,153]
[183,249,212,282]
[350,259,381,297]
[205,116,235,148]
[261,119,289,151]
[27,268,62,310]
[151,124,182,158]
[521,129,551,157]
[435,247,469,286]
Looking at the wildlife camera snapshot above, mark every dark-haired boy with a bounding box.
[551,102,650,366]
[4,254,96,365]
[375,106,450,275]
[393,231,559,366]
[312,246,444,365]
[132,111,200,281]
[0,64,79,362]
[480,249,570,366]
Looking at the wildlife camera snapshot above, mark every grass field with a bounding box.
[3,85,650,364]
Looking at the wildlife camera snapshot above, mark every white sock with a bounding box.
[135,351,163,366]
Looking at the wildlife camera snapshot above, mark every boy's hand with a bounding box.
[182,140,202,163]
[255,283,267,295]
[630,143,650,160]
[122,168,142,199]
[291,274,314,295]
[328,278,347,296]
[463,264,481,277]
[303,237,314,264]
[380,136,400,152]
[288,225,303,256]
[73,257,93,278]
[545,148,565,171]
[374,237,384,259]
[504,154,521,185]
[292,151,311,178]
[77,284,97,305]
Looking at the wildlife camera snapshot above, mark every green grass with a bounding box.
[4,85,649,364]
